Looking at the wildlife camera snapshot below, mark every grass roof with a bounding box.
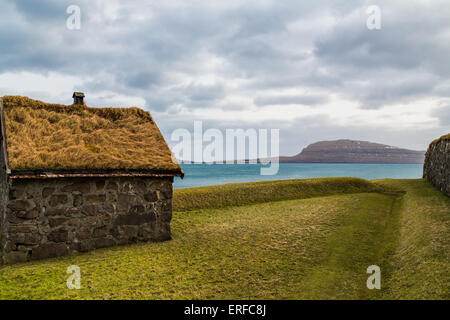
[0,95,182,174]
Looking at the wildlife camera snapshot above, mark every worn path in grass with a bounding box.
[0,179,448,299]
[375,179,450,299]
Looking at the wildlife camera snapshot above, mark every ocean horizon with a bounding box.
[174,163,424,189]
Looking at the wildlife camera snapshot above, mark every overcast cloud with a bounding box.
[0,0,449,155]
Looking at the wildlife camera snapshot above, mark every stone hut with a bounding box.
[423,133,449,197]
[0,94,183,264]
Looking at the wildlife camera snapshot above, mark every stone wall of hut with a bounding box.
[1,176,173,264]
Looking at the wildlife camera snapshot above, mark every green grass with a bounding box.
[173,177,386,211]
[374,179,450,299]
[0,178,448,299]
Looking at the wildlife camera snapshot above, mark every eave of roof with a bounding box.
[9,169,184,180]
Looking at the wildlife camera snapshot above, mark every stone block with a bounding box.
[144,191,158,202]
[73,194,83,207]
[138,223,155,238]
[7,213,25,224]
[61,182,91,193]
[161,200,172,213]
[120,225,139,238]
[39,224,51,234]
[76,240,94,252]
[9,188,24,200]
[81,204,97,216]
[160,209,172,223]
[95,180,105,190]
[130,205,145,214]
[117,193,139,211]
[9,233,40,245]
[9,224,38,233]
[134,180,147,194]
[45,207,66,216]
[31,243,69,260]
[42,187,55,198]
[105,181,118,191]
[93,226,108,237]
[48,217,69,228]
[66,218,81,228]
[148,180,164,190]
[48,229,69,242]
[114,212,156,226]
[49,194,68,206]
[65,207,81,217]
[76,228,92,240]
[7,200,32,211]
[15,207,39,219]
[4,251,28,264]
[156,223,171,241]
[93,237,116,249]
[85,194,106,203]
[160,190,172,200]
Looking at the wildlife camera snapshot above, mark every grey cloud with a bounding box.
[254,93,329,106]
[432,105,450,127]
[125,72,162,89]
[141,82,227,111]
[185,83,226,103]
[12,0,71,20]
[353,75,439,109]
[312,0,450,107]
[315,3,450,73]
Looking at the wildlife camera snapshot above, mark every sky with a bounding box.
[0,0,449,156]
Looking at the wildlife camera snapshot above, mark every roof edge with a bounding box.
[9,169,184,180]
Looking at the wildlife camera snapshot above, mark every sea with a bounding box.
[173,163,423,189]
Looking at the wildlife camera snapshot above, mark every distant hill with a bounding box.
[279,139,425,164]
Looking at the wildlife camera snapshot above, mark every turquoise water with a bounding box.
[174,163,423,189]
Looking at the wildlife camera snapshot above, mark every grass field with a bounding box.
[0,178,448,299]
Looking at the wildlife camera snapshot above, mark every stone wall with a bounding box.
[0,143,8,263]
[1,176,173,264]
[423,137,449,197]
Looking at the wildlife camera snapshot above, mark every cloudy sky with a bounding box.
[0,0,449,155]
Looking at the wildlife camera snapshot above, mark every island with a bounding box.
[278,139,425,164]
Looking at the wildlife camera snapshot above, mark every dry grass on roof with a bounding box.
[1,95,182,173]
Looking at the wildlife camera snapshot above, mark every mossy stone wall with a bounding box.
[423,139,449,197]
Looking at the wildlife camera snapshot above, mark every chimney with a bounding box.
[72,92,85,105]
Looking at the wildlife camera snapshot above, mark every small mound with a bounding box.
[173,177,385,211]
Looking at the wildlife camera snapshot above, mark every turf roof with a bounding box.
[0,96,182,175]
